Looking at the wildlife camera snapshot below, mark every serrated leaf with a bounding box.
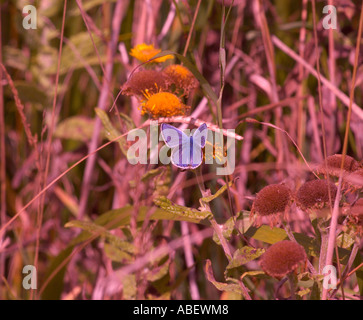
[54,116,95,142]
[205,260,243,295]
[226,246,265,270]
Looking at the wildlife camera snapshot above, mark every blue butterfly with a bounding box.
[161,123,208,169]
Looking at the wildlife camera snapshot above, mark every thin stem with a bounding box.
[323,2,363,300]
[194,167,251,300]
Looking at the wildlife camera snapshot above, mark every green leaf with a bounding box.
[212,211,252,245]
[226,246,265,270]
[205,260,243,295]
[54,116,95,142]
[11,81,48,106]
[200,180,234,204]
[104,243,133,262]
[41,246,74,300]
[154,196,212,222]
[122,274,137,300]
[146,257,171,283]
[95,108,127,155]
[65,220,134,253]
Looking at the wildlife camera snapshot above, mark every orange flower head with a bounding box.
[141,92,189,118]
[130,44,173,63]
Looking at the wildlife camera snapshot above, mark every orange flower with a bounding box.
[130,44,173,63]
[141,92,189,118]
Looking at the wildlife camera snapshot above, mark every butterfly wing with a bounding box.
[161,123,191,168]
[189,123,208,169]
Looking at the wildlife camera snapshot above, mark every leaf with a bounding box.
[54,116,95,142]
[11,81,48,106]
[154,196,212,222]
[122,274,137,300]
[200,180,234,204]
[104,243,133,262]
[41,246,74,300]
[226,246,265,270]
[95,108,127,155]
[205,260,243,295]
[212,211,252,245]
[240,270,267,280]
[65,220,134,253]
[146,257,171,283]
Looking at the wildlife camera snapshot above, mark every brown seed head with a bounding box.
[346,198,363,236]
[260,240,307,279]
[252,184,291,217]
[163,64,198,96]
[317,154,359,177]
[121,70,169,97]
[296,179,337,210]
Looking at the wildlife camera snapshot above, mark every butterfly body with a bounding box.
[161,123,208,170]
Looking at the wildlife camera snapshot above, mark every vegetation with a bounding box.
[0,0,363,300]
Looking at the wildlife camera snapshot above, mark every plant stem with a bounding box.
[195,167,251,300]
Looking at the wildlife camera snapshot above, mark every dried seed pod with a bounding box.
[317,154,359,177]
[121,70,169,97]
[163,64,198,96]
[260,240,307,279]
[251,184,292,226]
[345,198,363,236]
[296,179,337,211]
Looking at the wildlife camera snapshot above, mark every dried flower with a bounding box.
[296,179,337,211]
[163,64,198,96]
[121,70,169,97]
[129,43,173,63]
[251,184,292,226]
[344,198,363,236]
[317,154,359,177]
[260,240,307,279]
[343,168,363,192]
[140,91,189,118]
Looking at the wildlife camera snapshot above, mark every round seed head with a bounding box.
[296,179,337,210]
[317,154,359,177]
[121,70,169,97]
[252,184,291,217]
[260,240,307,279]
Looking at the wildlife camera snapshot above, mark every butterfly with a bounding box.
[161,123,208,169]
